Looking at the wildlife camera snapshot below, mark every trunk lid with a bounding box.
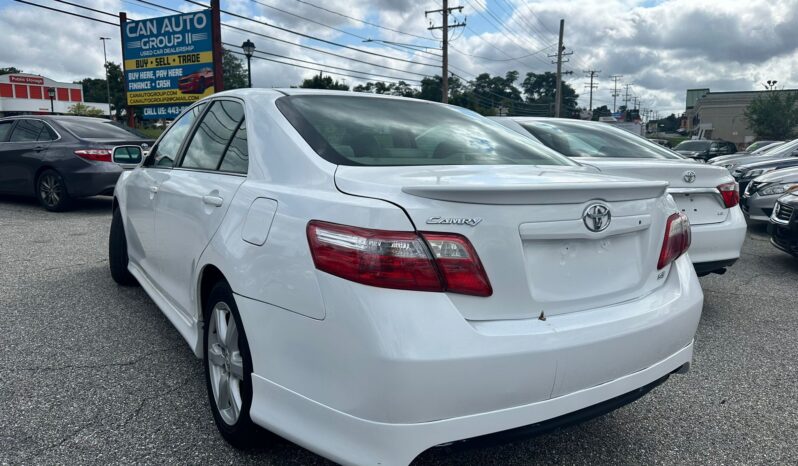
[577,158,732,225]
[335,165,671,321]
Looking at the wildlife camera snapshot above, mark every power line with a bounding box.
[183,0,441,68]
[220,40,421,83]
[13,0,118,26]
[220,23,430,78]
[449,42,555,62]
[294,0,439,43]
[463,0,551,69]
[52,0,117,18]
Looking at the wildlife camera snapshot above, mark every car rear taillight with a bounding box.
[657,212,691,270]
[74,149,112,162]
[717,181,739,208]
[307,221,492,296]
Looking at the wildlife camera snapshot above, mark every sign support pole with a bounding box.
[119,12,135,128]
[211,0,224,92]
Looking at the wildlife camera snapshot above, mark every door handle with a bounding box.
[202,195,224,207]
[34,145,45,152]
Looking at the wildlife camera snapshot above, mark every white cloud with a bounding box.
[1,0,796,115]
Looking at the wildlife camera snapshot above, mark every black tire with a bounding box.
[36,169,72,212]
[109,207,138,286]
[204,281,259,448]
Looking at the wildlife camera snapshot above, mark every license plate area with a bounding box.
[672,192,727,225]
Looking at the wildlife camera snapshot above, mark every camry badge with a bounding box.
[426,217,482,226]
[683,170,697,183]
[583,203,611,232]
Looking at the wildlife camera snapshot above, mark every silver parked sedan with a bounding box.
[741,167,798,221]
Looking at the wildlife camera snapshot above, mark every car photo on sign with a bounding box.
[178,67,214,94]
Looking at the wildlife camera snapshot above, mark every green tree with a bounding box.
[0,67,22,75]
[522,72,579,117]
[300,72,349,91]
[76,62,125,120]
[67,102,105,117]
[222,48,248,90]
[591,105,612,120]
[744,91,798,139]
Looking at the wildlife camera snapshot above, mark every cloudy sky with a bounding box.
[1,0,796,115]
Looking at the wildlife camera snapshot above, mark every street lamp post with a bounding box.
[47,87,55,114]
[241,39,255,88]
[100,37,113,120]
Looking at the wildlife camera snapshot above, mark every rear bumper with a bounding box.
[236,256,703,465]
[63,162,122,198]
[249,343,692,466]
[688,206,746,268]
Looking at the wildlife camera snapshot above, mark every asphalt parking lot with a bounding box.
[1,195,797,465]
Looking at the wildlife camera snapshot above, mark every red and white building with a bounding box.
[0,73,108,117]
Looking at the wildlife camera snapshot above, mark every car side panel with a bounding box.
[199,179,414,323]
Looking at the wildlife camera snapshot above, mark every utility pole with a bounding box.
[426,1,464,104]
[610,75,622,112]
[547,19,572,117]
[632,96,639,110]
[100,37,112,120]
[623,83,631,109]
[583,69,600,112]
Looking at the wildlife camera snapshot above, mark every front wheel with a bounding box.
[36,169,71,211]
[204,281,260,448]
[109,207,138,286]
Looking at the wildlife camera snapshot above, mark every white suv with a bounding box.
[109,90,702,465]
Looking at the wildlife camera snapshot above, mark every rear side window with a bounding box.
[0,121,13,141]
[58,119,144,139]
[9,119,48,142]
[218,117,248,174]
[276,95,573,167]
[180,100,245,171]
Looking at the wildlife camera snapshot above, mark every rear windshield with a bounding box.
[519,121,681,159]
[276,95,575,167]
[58,119,146,139]
[675,140,711,150]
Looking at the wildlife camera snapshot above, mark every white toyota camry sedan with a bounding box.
[109,89,702,466]
[493,117,747,276]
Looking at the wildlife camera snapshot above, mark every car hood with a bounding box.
[710,153,752,164]
[573,158,732,189]
[738,156,798,171]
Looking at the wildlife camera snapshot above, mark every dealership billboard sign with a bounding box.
[121,9,216,117]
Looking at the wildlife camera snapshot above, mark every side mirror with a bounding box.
[112,145,143,167]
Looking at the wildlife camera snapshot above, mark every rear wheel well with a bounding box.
[33,165,55,194]
[199,265,227,321]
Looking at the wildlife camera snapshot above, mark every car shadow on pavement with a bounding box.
[0,194,112,213]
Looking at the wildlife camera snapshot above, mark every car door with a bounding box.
[123,103,207,274]
[0,120,15,192]
[153,99,247,317]
[1,119,56,194]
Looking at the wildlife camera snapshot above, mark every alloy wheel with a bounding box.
[39,174,62,207]
[207,301,244,426]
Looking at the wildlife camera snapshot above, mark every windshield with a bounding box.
[59,119,147,139]
[674,140,711,151]
[752,141,785,154]
[756,138,798,158]
[276,95,576,167]
[518,120,681,159]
